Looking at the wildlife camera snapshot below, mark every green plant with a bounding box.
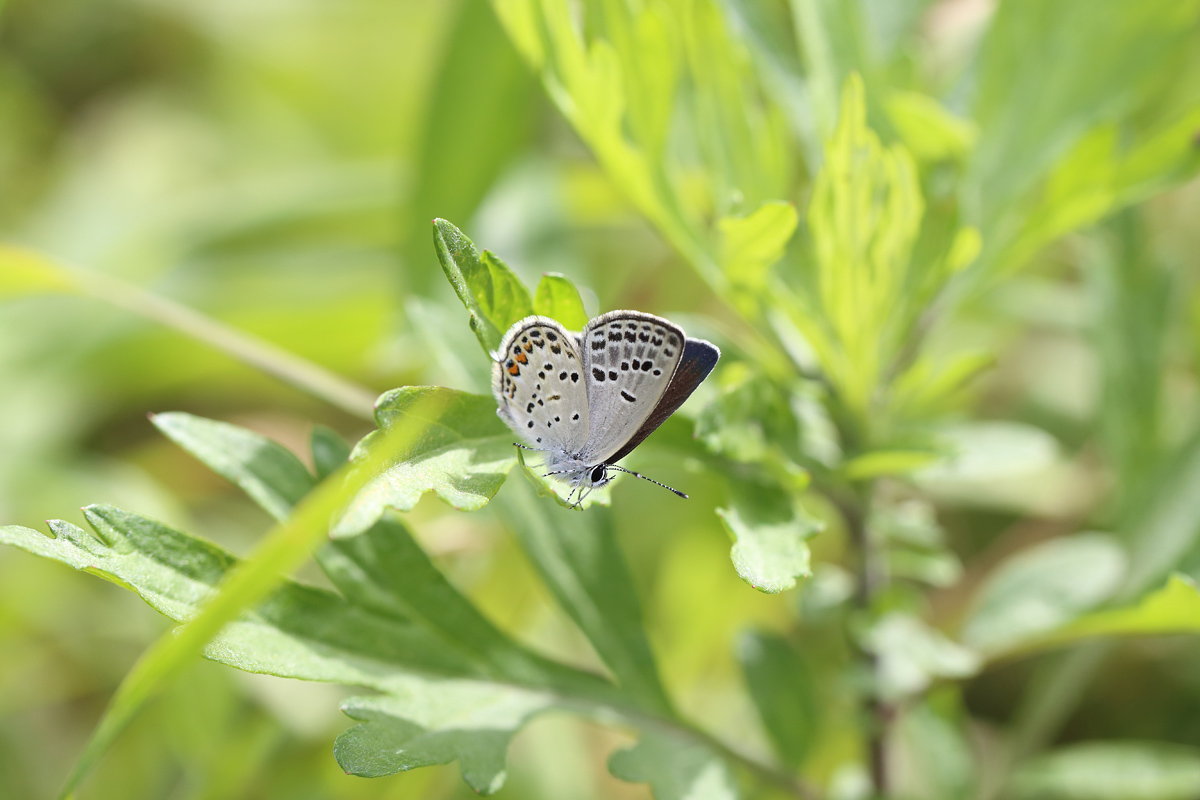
[4,1,1200,799]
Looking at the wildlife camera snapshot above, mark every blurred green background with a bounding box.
[2,0,1200,798]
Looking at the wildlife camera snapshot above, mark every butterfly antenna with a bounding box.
[513,442,552,452]
[607,465,688,499]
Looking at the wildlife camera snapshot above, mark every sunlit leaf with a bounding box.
[1045,574,1200,646]
[718,201,798,290]
[1010,741,1200,800]
[718,479,821,594]
[434,219,533,353]
[332,387,517,537]
[885,90,976,162]
[533,272,588,330]
[0,245,77,297]
[151,412,315,523]
[841,449,940,481]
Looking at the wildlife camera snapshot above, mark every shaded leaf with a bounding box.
[335,685,553,794]
[962,534,1126,655]
[333,387,517,537]
[736,632,816,769]
[311,424,352,481]
[893,702,976,800]
[718,480,821,594]
[1009,741,1200,800]
[494,471,671,714]
[532,272,588,330]
[608,732,738,800]
[151,412,315,523]
[434,219,533,353]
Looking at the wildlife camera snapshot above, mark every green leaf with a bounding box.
[893,702,976,800]
[151,412,315,523]
[532,272,589,330]
[1047,574,1200,646]
[789,0,871,142]
[717,201,798,290]
[434,219,533,353]
[695,369,802,465]
[863,613,980,701]
[332,387,517,537]
[885,90,976,162]
[841,449,940,481]
[335,684,554,793]
[311,424,352,481]
[962,534,1126,655]
[0,507,476,690]
[1009,741,1200,800]
[608,732,738,800]
[717,480,821,594]
[494,472,672,714]
[0,244,77,297]
[736,632,816,769]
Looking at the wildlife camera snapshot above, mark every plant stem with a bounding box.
[843,488,891,797]
[70,268,378,421]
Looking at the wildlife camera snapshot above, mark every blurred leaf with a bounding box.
[1123,433,1200,596]
[434,219,533,353]
[532,272,588,330]
[1045,574,1200,646]
[311,424,352,481]
[695,369,802,465]
[885,90,976,162]
[335,686,552,793]
[789,0,870,142]
[400,0,536,293]
[608,732,738,800]
[333,387,517,537]
[796,72,924,416]
[737,632,816,768]
[718,201,798,291]
[894,702,975,800]
[1009,741,1200,800]
[0,244,76,297]
[841,449,940,481]
[962,534,1126,655]
[864,613,980,701]
[889,548,962,589]
[495,472,671,714]
[151,412,315,523]
[718,480,821,594]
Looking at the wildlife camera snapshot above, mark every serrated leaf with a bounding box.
[332,387,517,537]
[1009,741,1200,800]
[718,480,821,594]
[863,613,980,701]
[434,219,533,353]
[0,244,77,297]
[311,424,352,481]
[962,534,1126,655]
[736,632,816,769]
[335,685,554,794]
[718,201,798,290]
[695,370,802,465]
[608,732,738,800]
[533,272,588,330]
[151,412,315,523]
[0,507,476,688]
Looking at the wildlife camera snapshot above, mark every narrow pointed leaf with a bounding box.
[434,219,533,353]
[736,632,816,768]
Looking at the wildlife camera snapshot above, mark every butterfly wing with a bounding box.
[492,316,590,452]
[579,311,690,464]
[604,336,720,464]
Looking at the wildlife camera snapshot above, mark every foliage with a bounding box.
[2,1,1200,799]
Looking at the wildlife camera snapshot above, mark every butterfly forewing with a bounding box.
[492,316,590,453]
[579,311,686,464]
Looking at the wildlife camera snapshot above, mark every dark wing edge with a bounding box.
[605,337,720,464]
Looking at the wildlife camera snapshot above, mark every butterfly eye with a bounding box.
[589,465,607,483]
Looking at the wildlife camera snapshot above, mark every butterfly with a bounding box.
[492,310,720,507]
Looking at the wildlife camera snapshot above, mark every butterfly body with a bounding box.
[492,310,720,505]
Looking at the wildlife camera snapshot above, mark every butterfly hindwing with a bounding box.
[492,316,590,453]
[579,311,687,464]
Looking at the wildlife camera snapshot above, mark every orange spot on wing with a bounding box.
[508,364,520,375]
[515,352,528,364]
[523,343,533,352]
